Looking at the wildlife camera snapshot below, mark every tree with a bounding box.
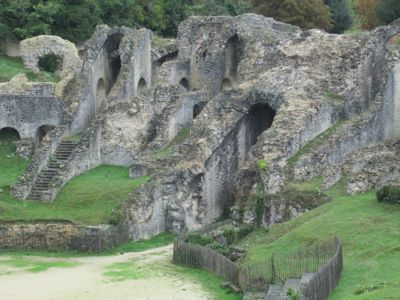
[324,0,353,33]
[354,0,379,30]
[251,0,333,31]
[376,0,400,26]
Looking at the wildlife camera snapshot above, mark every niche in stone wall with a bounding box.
[137,78,147,95]
[0,127,20,140]
[38,53,62,73]
[35,125,55,147]
[221,78,232,91]
[221,34,242,91]
[179,78,190,90]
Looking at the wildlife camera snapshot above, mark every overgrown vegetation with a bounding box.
[376,185,400,204]
[0,132,149,224]
[238,180,400,299]
[0,55,60,83]
[38,53,61,73]
[0,0,250,43]
[251,0,333,31]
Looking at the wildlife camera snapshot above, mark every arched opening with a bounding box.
[38,53,62,73]
[36,125,55,146]
[203,102,276,222]
[96,78,106,112]
[179,78,190,90]
[137,78,147,95]
[245,104,276,149]
[104,34,123,91]
[225,34,241,81]
[0,127,20,141]
[193,102,207,119]
[221,78,232,91]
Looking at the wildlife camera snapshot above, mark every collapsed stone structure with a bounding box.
[2,14,400,243]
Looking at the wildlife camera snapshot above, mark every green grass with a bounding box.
[152,127,191,158]
[104,259,148,281]
[0,131,150,225]
[63,132,83,142]
[0,167,149,225]
[239,182,400,299]
[0,256,79,273]
[0,131,30,189]
[0,55,60,83]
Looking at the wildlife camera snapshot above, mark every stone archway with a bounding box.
[0,127,20,140]
[137,78,147,95]
[35,125,55,146]
[221,78,232,91]
[180,78,190,90]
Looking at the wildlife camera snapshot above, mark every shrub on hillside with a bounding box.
[251,0,333,31]
[185,232,213,246]
[354,0,379,30]
[376,185,400,204]
[376,0,400,26]
[38,53,61,73]
[324,0,353,33]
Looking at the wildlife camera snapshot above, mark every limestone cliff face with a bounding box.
[119,16,400,240]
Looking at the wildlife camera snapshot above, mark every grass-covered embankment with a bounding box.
[0,131,149,225]
[239,179,400,299]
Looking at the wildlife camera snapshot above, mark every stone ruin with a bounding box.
[2,14,400,242]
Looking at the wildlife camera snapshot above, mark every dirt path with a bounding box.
[0,245,210,300]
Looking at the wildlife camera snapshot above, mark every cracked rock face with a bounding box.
[110,15,400,240]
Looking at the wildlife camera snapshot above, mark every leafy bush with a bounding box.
[38,53,61,73]
[324,0,353,33]
[376,185,400,204]
[185,232,213,246]
[237,224,254,239]
[222,226,237,245]
[253,192,265,227]
[251,0,333,31]
[376,0,400,26]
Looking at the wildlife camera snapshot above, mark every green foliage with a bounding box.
[257,159,268,172]
[376,0,400,26]
[253,191,264,227]
[222,225,237,245]
[251,0,333,31]
[376,185,400,204]
[324,0,353,33]
[237,224,254,239]
[287,288,301,300]
[185,232,213,246]
[38,53,61,73]
[0,0,249,42]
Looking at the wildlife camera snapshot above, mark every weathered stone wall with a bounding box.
[0,95,65,139]
[20,35,82,76]
[0,221,128,252]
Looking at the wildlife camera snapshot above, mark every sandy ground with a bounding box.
[0,245,210,300]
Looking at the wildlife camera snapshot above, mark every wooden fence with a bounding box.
[301,237,343,300]
[173,240,239,284]
[239,238,341,292]
[173,237,343,299]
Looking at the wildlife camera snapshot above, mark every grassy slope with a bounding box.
[240,180,400,299]
[0,55,60,83]
[0,133,149,225]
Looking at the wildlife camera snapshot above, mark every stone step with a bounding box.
[265,285,285,300]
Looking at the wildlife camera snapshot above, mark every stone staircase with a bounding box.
[27,140,79,200]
